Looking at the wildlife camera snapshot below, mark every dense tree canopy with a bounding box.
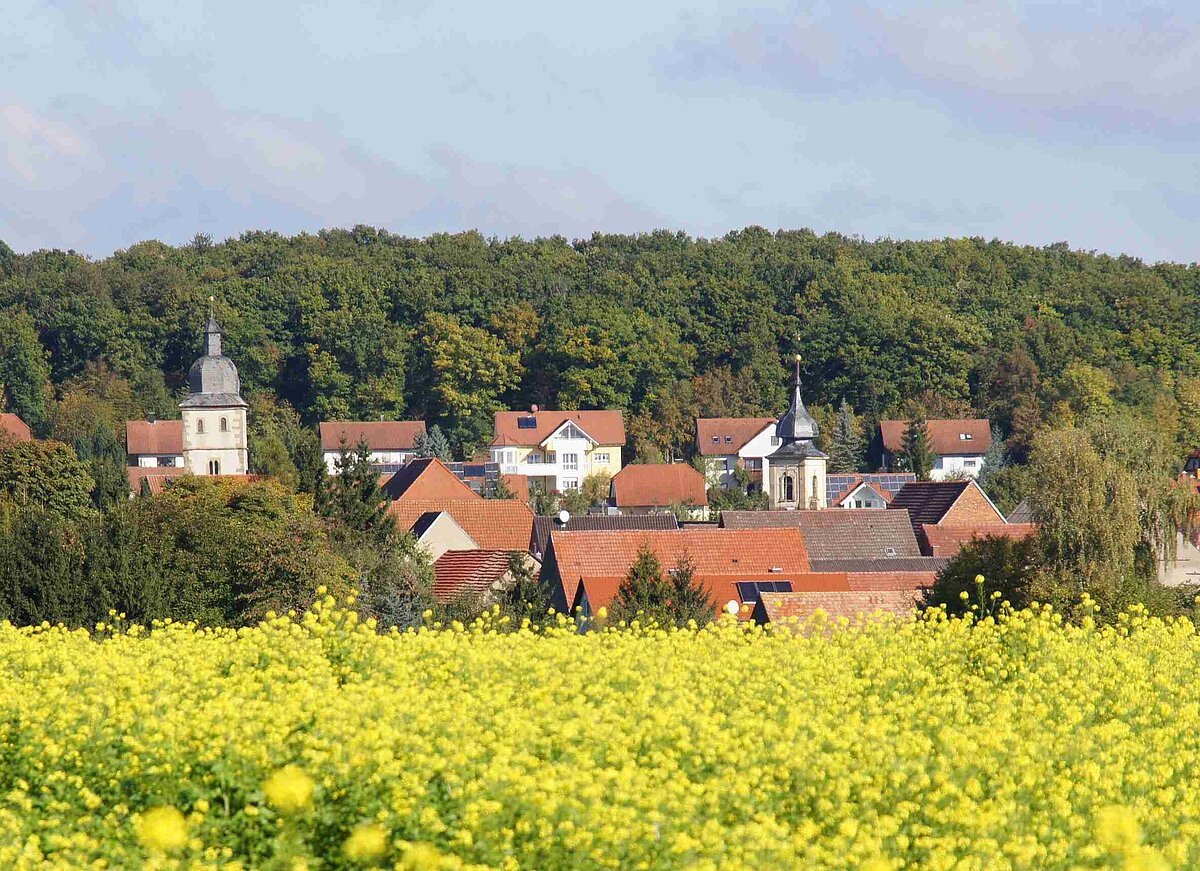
[2,227,1199,461]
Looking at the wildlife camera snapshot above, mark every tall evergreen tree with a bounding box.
[316,438,394,538]
[976,426,1007,489]
[413,424,453,461]
[828,398,865,473]
[610,543,672,624]
[72,420,129,510]
[668,553,714,627]
[902,413,935,481]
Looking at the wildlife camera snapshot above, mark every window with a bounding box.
[593,452,610,464]
[782,474,794,503]
[159,457,175,467]
[528,452,543,464]
[811,475,819,507]
[771,436,781,446]
[220,417,228,432]
[196,419,204,434]
[960,433,973,441]
[562,478,579,490]
[208,459,220,475]
[724,435,732,444]
[561,423,587,440]
[563,452,579,471]
[964,459,977,468]
[712,436,720,445]
[742,458,761,471]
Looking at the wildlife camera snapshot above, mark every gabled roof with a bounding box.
[390,498,535,552]
[695,418,775,456]
[880,419,991,456]
[0,413,32,442]
[830,478,893,507]
[610,463,707,508]
[319,421,426,452]
[492,410,625,447]
[718,509,922,560]
[886,481,975,526]
[918,524,1037,559]
[530,513,679,561]
[753,590,920,624]
[126,420,184,456]
[826,473,915,506]
[380,458,480,501]
[432,550,513,604]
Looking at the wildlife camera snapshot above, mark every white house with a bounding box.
[879,419,991,481]
[126,419,185,468]
[319,421,427,473]
[490,408,624,493]
[695,417,778,491]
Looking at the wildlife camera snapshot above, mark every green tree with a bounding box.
[413,424,453,461]
[316,438,394,538]
[503,552,551,624]
[340,529,435,630]
[668,553,714,627]
[976,426,1007,490]
[0,310,52,433]
[252,433,299,490]
[901,414,934,481]
[923,535,1040,617]
[828,398,864,473]
[610,543,672,624]
[71,418,130,510]
[0,439,95,519]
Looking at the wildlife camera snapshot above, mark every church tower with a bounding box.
[180,311,248,476]
[767,355,827,510]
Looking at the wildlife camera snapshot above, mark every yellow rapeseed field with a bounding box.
[0,593,1195,869]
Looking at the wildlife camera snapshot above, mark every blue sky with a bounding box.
[2,0,1197,262]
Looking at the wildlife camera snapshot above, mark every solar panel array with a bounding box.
[734,580,794,603]
[825,473,916,505]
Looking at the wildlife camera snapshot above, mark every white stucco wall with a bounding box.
[181,407,248,475]
[324,449,413,473]
[931,454,984,480]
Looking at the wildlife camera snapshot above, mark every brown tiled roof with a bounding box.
[319,421,426,452]
[432,550,513,603]
[887,481,973,526]
[380,458,480,501]
[0,413,32,442]
[695,418,775,456]
[546,527,818,612]
[880,419,991,456]
[918,523,1037,558]
[719,509,922,560]
[492,410,625,447]
[530,513,679,560]
[610,463,708,508]
[809,557,948,574]
[754,590,920,623]
[390,499,535,552]
[126,420,183,456]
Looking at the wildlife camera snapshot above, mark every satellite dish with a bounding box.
[558,509,570,524]
[725,600,739,616]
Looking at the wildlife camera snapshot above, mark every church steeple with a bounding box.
[204,310,222,358]
[775,354,819,444]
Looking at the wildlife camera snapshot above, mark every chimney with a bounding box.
[149,412,157,424]
[530,403,539,414]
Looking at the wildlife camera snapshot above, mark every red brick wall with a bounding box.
[941,483,1004,526]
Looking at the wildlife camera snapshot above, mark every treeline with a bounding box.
[2,228,1199,466]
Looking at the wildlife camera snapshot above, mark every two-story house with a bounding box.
[490,407,624,493]
[695,417,778,491]
[319,420,427,473]
[879,419,991,480]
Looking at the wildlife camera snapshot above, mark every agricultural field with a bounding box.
[0,595,1196,869]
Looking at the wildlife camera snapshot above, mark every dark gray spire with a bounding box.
[775,355,818,443]
[204,313,222,358]
[181,308,246,408]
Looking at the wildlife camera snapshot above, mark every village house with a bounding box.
[126,419,184,468]
[752,590,921,625]
[879,419,991,480]
[695,417,777,490]
[490,407,624,494]
[0,413,33,443]
[887,480,1034,557]
[825,473,916,508]
[539,527,848,617]
[609,463,708,517]
[319,421,427,473]
[529,513,679,562]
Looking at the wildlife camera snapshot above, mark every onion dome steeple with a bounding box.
[181,304,246,408]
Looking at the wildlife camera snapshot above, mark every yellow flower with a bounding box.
[135,805,188,852]
[263,766,315,815]
[1095,805,1141,853]
[400,842,449,870]
[343,822,389,862]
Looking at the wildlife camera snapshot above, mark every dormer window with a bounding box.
[724,435,732,444]
[960,433,973,440]
[712,436,719,444]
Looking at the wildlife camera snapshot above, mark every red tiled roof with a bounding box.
[0,413,32,442]
[530,514,680,560]
[695,418,775,456]
[390,499,535,552]
[492,410,625,447]
[381,458,480,501]
[846,571,938,591]
[880,419,991,456]
[432,550,513,604]
[501,474,529,502]
[126,420,183,456]
[918,523,1038,559]
[755,590,920,623]
[830,478,893,507]
[319,421,426,452]
[610,463,707,508]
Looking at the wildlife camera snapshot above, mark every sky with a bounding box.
[2,0,1198,262]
